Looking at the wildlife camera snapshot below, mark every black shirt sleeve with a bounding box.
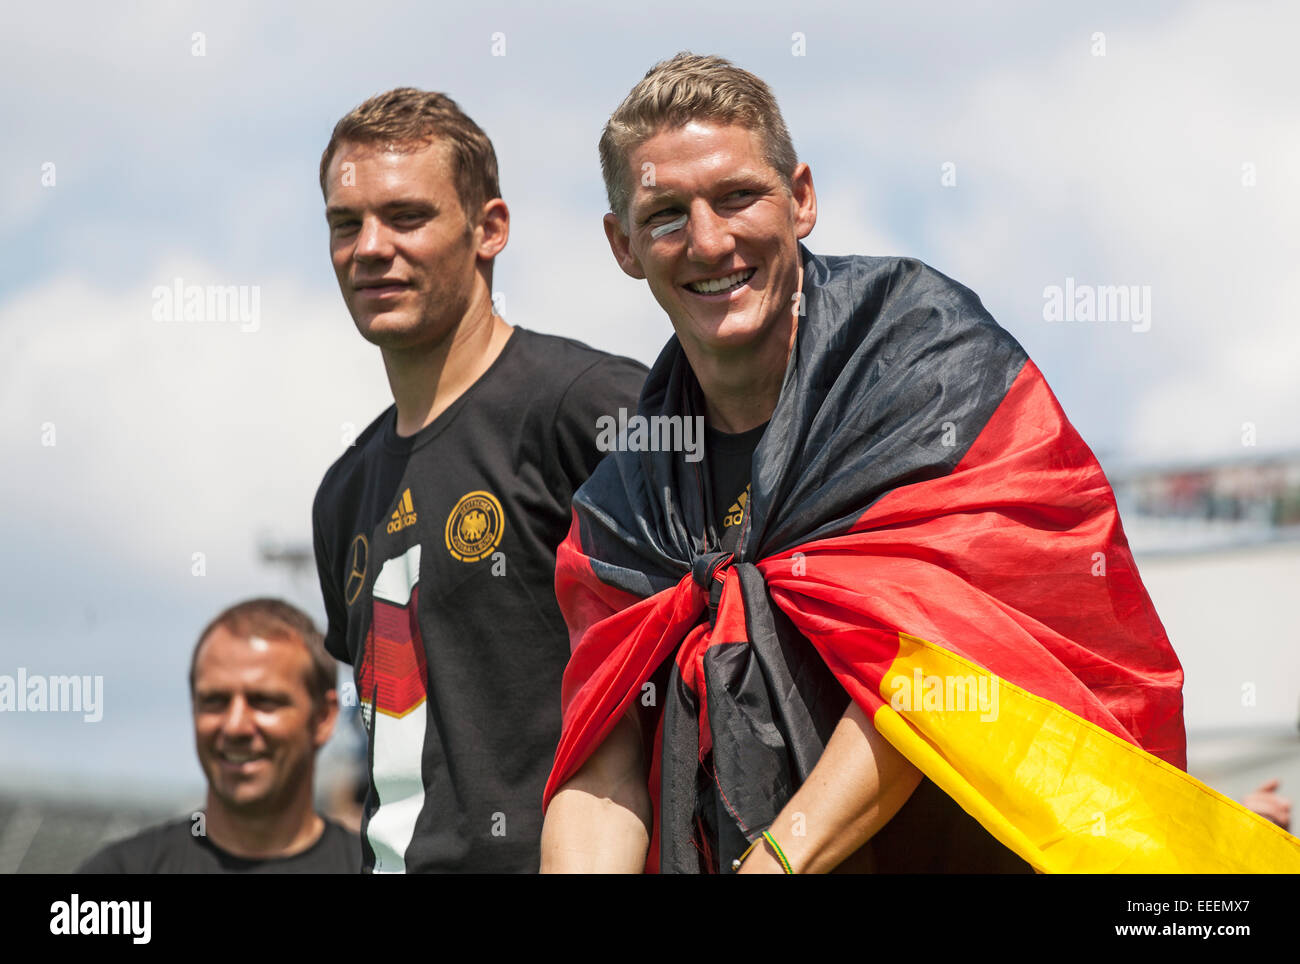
[548,355,648,499]
[312,492,349,664]
[77,824,167,873]
[78,842,131,874]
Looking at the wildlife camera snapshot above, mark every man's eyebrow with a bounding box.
[325,199,439,219]
[710,170,772,192]
[631,188,680,213]
[244,688,293,700]
[194,686,293,703]
[631,170,775,215]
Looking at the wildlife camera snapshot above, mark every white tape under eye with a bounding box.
[650,214,688,239]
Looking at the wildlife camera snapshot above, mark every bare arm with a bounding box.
[1243,778,1291,831]
[738,700,922,873]
[540,709,652,873]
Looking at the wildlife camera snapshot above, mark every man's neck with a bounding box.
[203,785,324,860]
[382,297,514,438]
[691,265,801,434]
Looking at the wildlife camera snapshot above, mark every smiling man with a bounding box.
[538,54,1296,875]
[80,598,359,873]
[312,88,646,873]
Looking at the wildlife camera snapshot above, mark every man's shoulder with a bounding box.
[810,249,958,294]
[312,406,394,517]
[316,818,363,872]
[321,816,360,843]
[804,248,1026,368]
[508,327,647,394]
[80,816,362,874]
[810,249,1007,324]
[78,816,196,873]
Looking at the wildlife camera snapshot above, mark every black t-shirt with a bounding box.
[694,420,767,865]
[705,421,767,554]
[312,327,647,873]
[77,818,360,874]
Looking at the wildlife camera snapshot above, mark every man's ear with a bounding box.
[313,689,340,750]
[476,198,510,262]
[790,162,817,241]
[603,212,646,280]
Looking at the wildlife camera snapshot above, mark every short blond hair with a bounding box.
[319,87,500,224]
[599,52,798,222]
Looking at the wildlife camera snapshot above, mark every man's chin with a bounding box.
[210,782,279,815]
[672,308,772,354]
[201,765,270,809]
[352,314,453,352]
[352,313,410,345]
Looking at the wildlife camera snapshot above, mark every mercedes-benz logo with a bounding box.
[344,533,368,605]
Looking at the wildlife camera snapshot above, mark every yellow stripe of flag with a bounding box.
[873,633,1300,872]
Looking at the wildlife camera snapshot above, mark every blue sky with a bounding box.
[2,0,1297,799]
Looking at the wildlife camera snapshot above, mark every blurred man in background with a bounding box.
[80,598,360,873]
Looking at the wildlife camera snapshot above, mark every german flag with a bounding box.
[542,247,1300,873]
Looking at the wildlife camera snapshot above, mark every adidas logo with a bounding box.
[723,487,748,529]
[386,488,418,534]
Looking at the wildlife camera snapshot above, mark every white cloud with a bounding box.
[0,260,392,581]
[784,0,1300,463]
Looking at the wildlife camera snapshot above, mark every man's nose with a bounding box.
[354,214,395,262]
[685,201,735,263]
[220,695,256,737]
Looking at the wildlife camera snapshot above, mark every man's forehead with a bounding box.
[332,135,449,167]
[194,628,308,685]
[325,138,454,200]
[626,122,776,199]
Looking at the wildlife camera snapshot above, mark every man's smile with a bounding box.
[683,267,756,297]
[214,746,270,776]
[354,278,413,298]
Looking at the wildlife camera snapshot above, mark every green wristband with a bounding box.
[762,830,794,874]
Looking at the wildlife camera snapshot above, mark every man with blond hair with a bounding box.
[312,88,646,873]
[538,53,1293,875]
